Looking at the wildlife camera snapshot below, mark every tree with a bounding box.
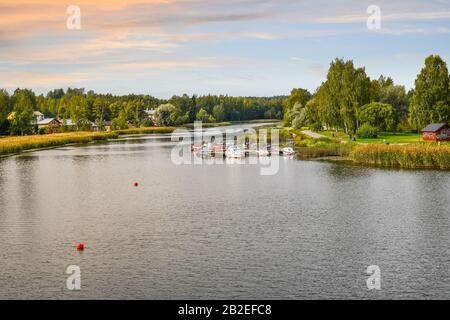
[315,58,371,133]
[196,108,210,122]
[156,103,178,126]
[284,88,311,126]
[212,104,225,122]
[305,98,322,131]
[10,89,35,135]
[409,55,450,129]
[0,89,11,134]
[379,84,409,126]
[357,102,394,132]
[286,88,311,110]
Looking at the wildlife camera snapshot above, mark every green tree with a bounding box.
[212,104,225,122]
[156,103,178,126]
[196,108,210,122]
[357,102,395,131]
[409,55,450,129]
[284,88,311,126]
[305,98,322,131]
[315,59,371,133]
[379,84,409,126]
[0,89,11,134]
[10,90,35,135]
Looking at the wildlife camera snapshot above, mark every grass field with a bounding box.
[320,131,422,144]
[0,132,118,156]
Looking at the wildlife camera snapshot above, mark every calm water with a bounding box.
[0,124,449,299]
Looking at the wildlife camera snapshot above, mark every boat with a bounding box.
[225,145,245,158]
[199,143,213,157]
[191,143,203,152]
[256,148,270,157]
[212,143,225,154]
[281,147,295,156]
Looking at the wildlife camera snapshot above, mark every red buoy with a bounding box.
[76,243,84,251]
[134,181,139,187]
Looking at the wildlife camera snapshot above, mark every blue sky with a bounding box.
[1,0,450,98]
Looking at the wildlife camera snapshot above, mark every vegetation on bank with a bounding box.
[265,127,356,158]
[0,132,118,156]
[320,130,422,144]
[350,144,450,169]
[284,55,449,137]
[0,87,285,136]
[113,126,176,135]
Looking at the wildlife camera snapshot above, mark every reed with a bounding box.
[350,143,450,169]
[296,143,354,158]
[0,132,118,156]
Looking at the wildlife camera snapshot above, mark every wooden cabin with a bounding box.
[37,118,61,134]
[103,121,113,132]
[422,123,450,142]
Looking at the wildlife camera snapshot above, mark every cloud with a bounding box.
[1,0,450,94]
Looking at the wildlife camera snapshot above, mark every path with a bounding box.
[301,130,326,139]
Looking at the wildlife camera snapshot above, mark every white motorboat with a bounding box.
[256,148,270,157]
[192,143,203,152]
[225,146,245,158]
[281,147,295,156]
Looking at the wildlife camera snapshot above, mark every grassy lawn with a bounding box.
[320,131,422,144]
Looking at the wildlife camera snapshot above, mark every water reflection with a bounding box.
[0,128,449,299]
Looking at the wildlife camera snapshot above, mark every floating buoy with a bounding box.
[76,243,84,251]
[134,181,139,187]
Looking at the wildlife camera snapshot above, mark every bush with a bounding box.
[356,124,379,139]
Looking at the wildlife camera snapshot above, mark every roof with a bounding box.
[62,119,76,126]
[144,109,157,115]
[421,123,449,132]
[33,111,44,117]
[37,118,60,125]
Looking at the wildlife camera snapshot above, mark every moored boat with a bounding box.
[225,145,245,158]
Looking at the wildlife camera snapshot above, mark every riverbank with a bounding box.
[113,127,176,135]
[272,126,450,170]
[350,143,450,169]
[0,121,279,157]
[0,132,119,157]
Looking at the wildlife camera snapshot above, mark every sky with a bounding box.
[1,0,450,98]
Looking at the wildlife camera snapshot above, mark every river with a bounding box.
[0,124,449,299]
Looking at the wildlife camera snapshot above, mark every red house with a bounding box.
[422,123,450,142]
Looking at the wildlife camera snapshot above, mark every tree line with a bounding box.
[285,54,450,135]
[0,88,285,135]
[1,54,449,136]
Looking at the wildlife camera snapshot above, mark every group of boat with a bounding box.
[191,142,295,158]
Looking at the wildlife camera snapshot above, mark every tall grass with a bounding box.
[350,144,450,169]
[0,132,118,156]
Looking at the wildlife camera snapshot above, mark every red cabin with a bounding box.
[422,123,450,142]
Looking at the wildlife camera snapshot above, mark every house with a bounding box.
[103,121,113,132]
[33,111,45,122]
[7,111,45,123]
[144,109,157,123]
[37,118,61,133]
[61,118,98,131]
[422,123,450,142]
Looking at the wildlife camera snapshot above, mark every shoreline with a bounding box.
[0,121,278,158]
[0,132,119,158]
[3,124,449,172]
